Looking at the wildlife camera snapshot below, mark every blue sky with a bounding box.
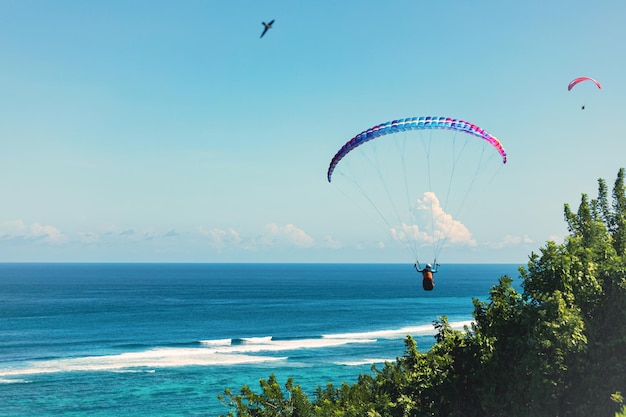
[1,0,625,263]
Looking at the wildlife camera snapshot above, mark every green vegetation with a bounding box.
[219,169,626,417]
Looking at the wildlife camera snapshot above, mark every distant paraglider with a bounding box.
[568,77,601,110]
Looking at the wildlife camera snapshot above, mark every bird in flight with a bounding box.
[260,19,274,38]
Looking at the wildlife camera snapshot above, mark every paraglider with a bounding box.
[327,116,507,290]
[414,262,439,291]
[568,77,601,110]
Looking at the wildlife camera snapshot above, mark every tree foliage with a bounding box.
[219,169,626,417]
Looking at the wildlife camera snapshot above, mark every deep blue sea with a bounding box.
[0,263,522,416]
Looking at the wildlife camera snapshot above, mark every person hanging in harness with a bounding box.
[414,262,440,291]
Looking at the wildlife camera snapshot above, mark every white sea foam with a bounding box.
[0,349,287,378]
[241,336,273,343]
[0,321,474,378]
[451,320,474,330]
[200,338,232,347]
[0,337,375,378]
[335,358,394,366]
[0,378,31,384]
[212,337,377,354]
[111,369,156,374]
[322,320,474,340]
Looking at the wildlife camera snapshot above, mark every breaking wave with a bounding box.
[0,321,472,379]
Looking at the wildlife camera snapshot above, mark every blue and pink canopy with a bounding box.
[327,116,507,182]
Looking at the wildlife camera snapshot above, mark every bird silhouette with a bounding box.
[260,19,274,38]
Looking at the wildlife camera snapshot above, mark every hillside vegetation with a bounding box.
[219,169,626,417]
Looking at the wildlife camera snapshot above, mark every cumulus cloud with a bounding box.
[197,223,316,251]
[264,223,314,248]
[390,192,476,247]
[0,219,68,244]
[197,226,242,250]
[350,240,386,251]
[390,223,430,243]
[78,226,182,245]
[78,231,100,243]
[142,231,158,241]
[0,220,27,239]
[486,234,534,249]
[164,230,179,238]
[323,235,343,249]
[547,235,565,245]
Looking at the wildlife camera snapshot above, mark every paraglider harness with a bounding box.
[414,260,439,291]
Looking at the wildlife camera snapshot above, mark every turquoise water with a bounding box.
[0,263,522,416]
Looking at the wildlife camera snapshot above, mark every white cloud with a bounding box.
[323,235,343,249]
[164,230,179,238]
[197,226,241,250]
[486,234,534,249]
[547,235,564,245]
[0,220,26,238]
[418,192,475,246]
[390,223,430,243]
[265,223,315,248]
[0,219,68,244]
[30,223,67,243]
[197,224,315,251]
[78,231,100,243]
[389,192,476,247]
[142,231,158,241]
[350,240,386,251]
[78,226,181,245]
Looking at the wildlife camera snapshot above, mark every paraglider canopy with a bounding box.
[327,116,507,183]
[568,77,601,110]
[568,77,601,91]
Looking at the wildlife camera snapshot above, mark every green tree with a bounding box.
[219,169,626,417]
[218,375,312,417]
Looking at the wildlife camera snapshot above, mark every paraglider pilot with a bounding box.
[414,262,439,291]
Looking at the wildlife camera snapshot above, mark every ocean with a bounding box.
[0,263,522,416]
